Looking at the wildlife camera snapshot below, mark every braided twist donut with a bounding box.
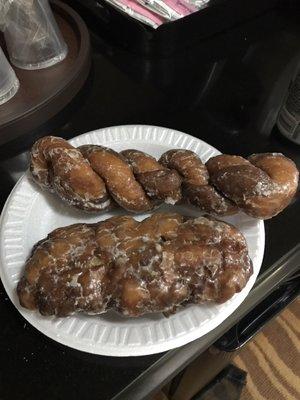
[30,136,299,219]
[17,213,253,317]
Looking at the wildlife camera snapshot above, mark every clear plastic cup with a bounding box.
[0,46,19,105]
[2,0,68,70]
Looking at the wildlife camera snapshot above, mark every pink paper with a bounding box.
[163,0,197,16]
[117,0,165,25]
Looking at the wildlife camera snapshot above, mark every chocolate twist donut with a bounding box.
[30,136,299,219]
[17,213,253,317]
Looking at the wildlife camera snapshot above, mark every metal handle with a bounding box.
[215,277,300,352]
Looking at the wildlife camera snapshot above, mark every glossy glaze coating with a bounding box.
[17,213,253,317]
[30,137,299,219]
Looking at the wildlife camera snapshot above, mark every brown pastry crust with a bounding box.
[17,213,253,317]
[121,149,182,204]
[206,153,299,219]
[30,137,110,211]
[79,145,153,213]
[159,149,209,186]
[159,149,237,215]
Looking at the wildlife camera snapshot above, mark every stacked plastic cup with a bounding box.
[0,46,19,105]
[2,0,68,70]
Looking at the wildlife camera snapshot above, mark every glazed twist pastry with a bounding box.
[17,213,253,317]
[30,136,299,219]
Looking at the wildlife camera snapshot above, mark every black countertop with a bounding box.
[0,4,300,400]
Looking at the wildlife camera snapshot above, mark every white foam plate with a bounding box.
[0,125,265,356]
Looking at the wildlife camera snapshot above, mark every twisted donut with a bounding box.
[17,213,253,317]
[30,136,299,219]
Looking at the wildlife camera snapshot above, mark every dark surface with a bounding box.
[0,1,91,146]
[0,3,300,400]
[76,0,281,56]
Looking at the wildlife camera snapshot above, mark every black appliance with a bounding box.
[72,0,282,56]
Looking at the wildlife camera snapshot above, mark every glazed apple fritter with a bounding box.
[17,213,253,317]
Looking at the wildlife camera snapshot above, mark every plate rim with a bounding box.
[0,124,265,356]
